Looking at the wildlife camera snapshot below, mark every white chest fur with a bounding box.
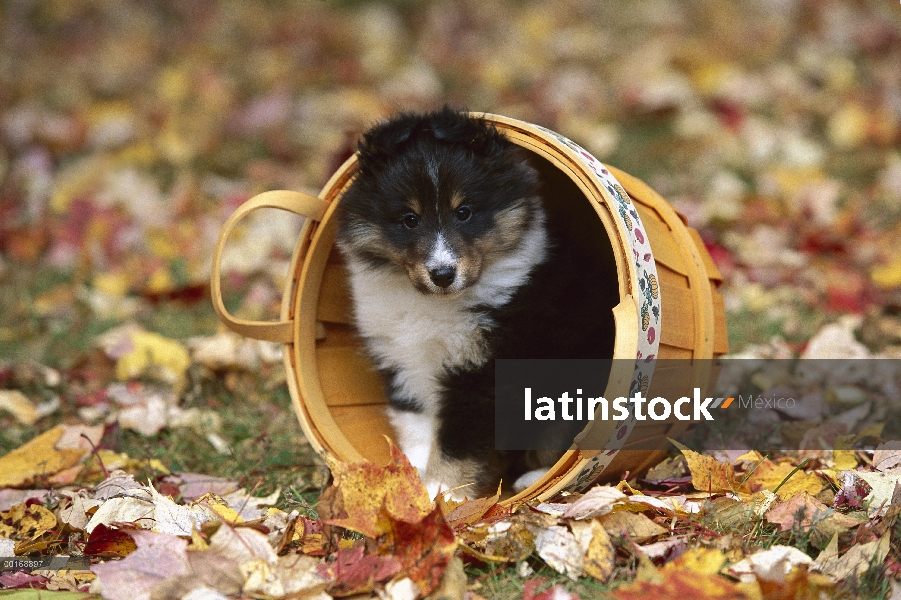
[345,262,491,412]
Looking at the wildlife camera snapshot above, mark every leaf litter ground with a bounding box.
[2,1,901,599]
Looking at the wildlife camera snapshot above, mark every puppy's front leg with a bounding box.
[386,406,436,478]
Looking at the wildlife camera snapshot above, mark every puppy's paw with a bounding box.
[425,479,472,502]
[423,456,485,501]
[512,468,547,493]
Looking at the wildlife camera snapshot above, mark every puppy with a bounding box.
[335,108,615,499]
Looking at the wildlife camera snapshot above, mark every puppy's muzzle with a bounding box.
[429,266,456,289]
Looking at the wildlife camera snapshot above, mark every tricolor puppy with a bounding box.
[335,108,613,499]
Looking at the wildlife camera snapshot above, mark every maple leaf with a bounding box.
[388,505,457,597]
[320,442,432,538]
[317,546,402,597]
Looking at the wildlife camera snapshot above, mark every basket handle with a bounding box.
[211,190,330,343]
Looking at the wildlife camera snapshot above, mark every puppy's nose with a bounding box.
[429,266,456,289]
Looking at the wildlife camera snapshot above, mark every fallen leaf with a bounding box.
[729,545,813,583]
[571,519,614,582]
[85,493,154,533]
[207,521,277,566]
[111,328,191,390]
[613,569,745,600]
[853,470,901,515]
[765,491,830,531]
[813,535,890,581]
[83,523,138,557]
[0,390,39,425]
[533,525,583,580]
[321,443,432,538]
[58,491,103,530]
[443,491,500,529]
[598,510,668,543]
[671,440,739,494]
[871,482,901,538]
[91,530,191,600]
[0,502,57,541]
[426,556,466,600]
[389,505,456,597]
[744,459,824,499]
[317,545,402,597]
[561,485,627,520]
[664,547,727,576]
[0,426,87,487]
[874,441,901,472]
[636,536,688,561]
[162,473,240,502]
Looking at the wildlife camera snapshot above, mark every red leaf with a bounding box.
[390,506,457,597]
[318,546,402,597]
[84,523,138,557]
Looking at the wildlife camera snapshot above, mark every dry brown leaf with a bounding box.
[855,470,901,515]
[873,441,901,472]
[765,491,830,531]
[813,535,890,582]
[598,510,667,543]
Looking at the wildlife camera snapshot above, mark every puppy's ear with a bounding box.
[356,113,421,175]
[429,106,503,157]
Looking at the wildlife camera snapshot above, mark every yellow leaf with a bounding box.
[733,450,764,464]
[571,519,615,582]
[872,257,901,290]
[0,503,57,540]
[116,330,190,389]
[322,442,433,538]
[93,272,130,297]
[584,521,615,582]
[671,439,739,494]
[663,547,728,576]
[0,390,39,426]
[0,426,87,487]
[744,460,824,499]
[833,450,858,471]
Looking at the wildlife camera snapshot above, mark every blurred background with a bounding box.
[1,0,901,363]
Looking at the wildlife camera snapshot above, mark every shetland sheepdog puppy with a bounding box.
[335,108,616,499]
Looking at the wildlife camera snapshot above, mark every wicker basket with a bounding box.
[211,114,728,504]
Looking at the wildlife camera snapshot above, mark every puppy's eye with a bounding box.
[402,213,420,229]
[455,206,472,222]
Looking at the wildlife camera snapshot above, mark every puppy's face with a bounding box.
[336,110,541,296]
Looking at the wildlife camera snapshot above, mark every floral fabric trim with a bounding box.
[526,123,663,492]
